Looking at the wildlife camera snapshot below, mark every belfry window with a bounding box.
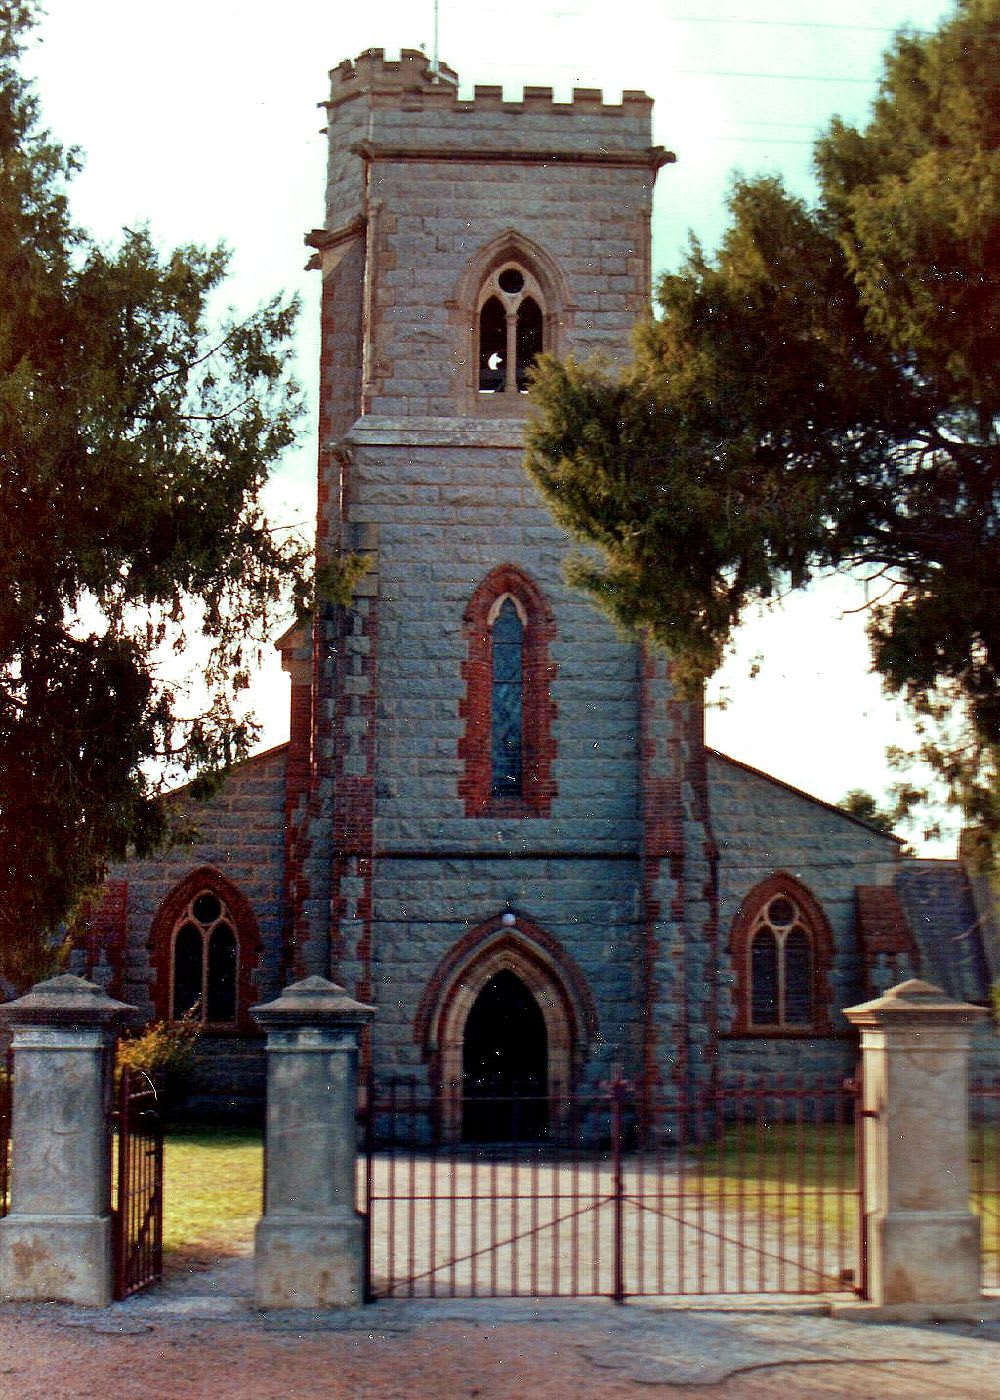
[171,889,239,1024]
[748,895,814,1029]
[477,264,546,395]
[490,597,524,797]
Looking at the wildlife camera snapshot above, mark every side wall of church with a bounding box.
[708,751,898,1081]
[99,745,289,1113]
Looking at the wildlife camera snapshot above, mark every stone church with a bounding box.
[74,50,994,1120]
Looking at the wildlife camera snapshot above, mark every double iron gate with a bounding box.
[363,1075,864,1302]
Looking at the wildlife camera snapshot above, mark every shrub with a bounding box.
[118,1009,200,1104]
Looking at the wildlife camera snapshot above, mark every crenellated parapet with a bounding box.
[322,49,669,167]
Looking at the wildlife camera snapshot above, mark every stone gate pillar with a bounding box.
[843,978,988,1315]
[0,975,134,1305]
[252,975,375,1308]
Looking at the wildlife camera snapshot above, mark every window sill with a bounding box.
[468,393,533,418]
[479,797,544,819]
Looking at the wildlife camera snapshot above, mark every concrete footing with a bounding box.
[254,1212,367,1308]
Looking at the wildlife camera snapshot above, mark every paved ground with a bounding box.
[4,1253,1000,1398]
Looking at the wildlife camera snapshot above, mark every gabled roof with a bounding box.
[707,747,904,844]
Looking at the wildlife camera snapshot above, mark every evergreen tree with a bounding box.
[0,4,307,982]
[526,0,999,834]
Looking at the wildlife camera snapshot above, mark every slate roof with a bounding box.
[894,860,991,1004]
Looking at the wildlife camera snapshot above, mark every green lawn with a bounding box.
[162,1125,262,1267]
[157,1123,998,1275]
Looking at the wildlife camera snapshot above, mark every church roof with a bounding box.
[706,747,904,844]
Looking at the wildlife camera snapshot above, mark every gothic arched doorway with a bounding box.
[416,912,600,1141]
[462,970,548,1142]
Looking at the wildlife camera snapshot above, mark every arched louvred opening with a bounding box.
[515,296,544,390]
[783,927,813,1026]
[750,928,779,1026]
[206,922,238,1023]
[462,969,548,1143]
[172,923,203,1020]
[478,295,507,391]
[490,597,524,797]
[473,259,550,399]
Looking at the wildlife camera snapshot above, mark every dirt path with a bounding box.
[3,1255,1000,1398]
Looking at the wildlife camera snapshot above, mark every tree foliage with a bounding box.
[837,789,899,839]
[526,0,999,832]
[0,5,308,983]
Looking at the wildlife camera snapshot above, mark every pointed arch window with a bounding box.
[490,597,524,797]
[150,867,259,1030]
[477,264,547,396]
[459,565,558,818]
[170,890,239,1025]
[729,876,834,1035]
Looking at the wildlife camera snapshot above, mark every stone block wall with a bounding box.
[335,421,646,1091]
[101,744,289,1112]
[708,750,899,1083]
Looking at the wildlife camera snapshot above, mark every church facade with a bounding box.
[78,51,993,1120]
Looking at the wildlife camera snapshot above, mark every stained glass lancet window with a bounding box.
[750,929,779,1026]
[172,922,203,1020]
[491,598,523,797]
[783,927,813,1026]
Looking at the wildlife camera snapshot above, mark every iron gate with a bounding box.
[112,1068,164,1299]
[363,1075,862,1302]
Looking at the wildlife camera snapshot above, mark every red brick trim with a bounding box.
[414,911,599,1097]
[457,564,558,817]
[75,880,128,999]
[149,866,261,1032]
[728,873,835,1035]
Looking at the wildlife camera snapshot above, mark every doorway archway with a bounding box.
[415,912,599,1141]
[462,970,548,1142]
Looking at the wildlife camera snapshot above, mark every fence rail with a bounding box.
[363,1075,861,1302]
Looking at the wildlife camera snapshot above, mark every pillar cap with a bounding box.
[0,973,138,1028]
[251,975,376,1030]
[843,977,990,1028]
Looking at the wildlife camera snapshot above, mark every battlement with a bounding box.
[325,48,652,119]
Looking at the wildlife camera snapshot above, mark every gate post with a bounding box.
[252,975,375,1308]
[0,975,134,1305]
[842,978,988,1317]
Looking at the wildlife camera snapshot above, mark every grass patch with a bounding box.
[162,1124,262,1269]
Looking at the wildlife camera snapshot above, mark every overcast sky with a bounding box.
[24,0,957,849]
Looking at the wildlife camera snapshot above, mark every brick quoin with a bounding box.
[330,596,378,1081]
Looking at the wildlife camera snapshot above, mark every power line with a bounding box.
[671,68,879,83]
[668,15,925,33]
